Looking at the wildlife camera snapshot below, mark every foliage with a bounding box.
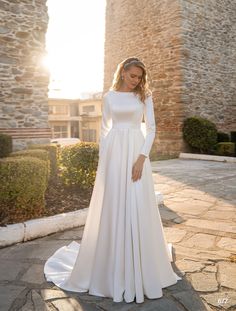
[0,133,13,158]
[0,156,48,223]
[27,143,58,178]
[183,116,218,154]
[59,142,99,189]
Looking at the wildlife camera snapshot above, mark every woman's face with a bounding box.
[121,65,143,91]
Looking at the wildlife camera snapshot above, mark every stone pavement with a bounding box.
[0,158,235,311]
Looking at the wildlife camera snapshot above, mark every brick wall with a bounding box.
[104,0,236,156]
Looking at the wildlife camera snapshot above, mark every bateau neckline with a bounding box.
[111,90,135,94]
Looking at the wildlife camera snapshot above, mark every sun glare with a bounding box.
[45,0,106,98]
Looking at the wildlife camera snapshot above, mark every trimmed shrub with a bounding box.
[59,142,99,189]
[217,131,230,142]
[230,131,236,143]
[9,149,50,181]
[27,143,58,178]
[183,116,218,154]
[0,156,48,223]
[0,133,13,158]
[214,142,235,156]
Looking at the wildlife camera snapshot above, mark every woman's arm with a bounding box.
[99,94,112,157]
[139,95,156,158]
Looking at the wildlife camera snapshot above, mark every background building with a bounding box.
[48,97,102,143]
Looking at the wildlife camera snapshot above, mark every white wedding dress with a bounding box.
[44,90,182,304]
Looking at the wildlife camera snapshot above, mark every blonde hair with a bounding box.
[110,57,152,103]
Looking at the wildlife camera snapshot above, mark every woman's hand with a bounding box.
[132,154,147,182]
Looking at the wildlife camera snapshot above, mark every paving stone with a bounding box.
[175,259,205,273]
[170,189,217,202]
[159,207,178,220]
[174,244,231,261]
[164,199,211,215]
[184,219,236,234]
[190,272,218,292]
[218,261,236,290]
[202,210,236,220]
[180,233,216,249]
[21,264,45,284]
[163,227,187,243]
[217,237,236,252]
[30,290,49,310]
[51,298,98,311]
[0,259,29,281]
[41,288,69,300]
[0,240,68,261]
[97,296,183,311]
[96,298,136,311]
[214,202,235,211]
[40,226,84,242]
[0,284,25,311]
[203,265,217,273]
[201,291,236,310]
[20,291,34,311]
[164,196,189,202]
[173,217,185,224]
[173,290,209,311]
[164,278,193,293]
[76,292,106,303]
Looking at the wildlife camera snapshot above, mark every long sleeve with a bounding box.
[139,95,156,157]
[99,94,112,157]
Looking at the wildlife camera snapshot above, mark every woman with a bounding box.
[44,57,182,304]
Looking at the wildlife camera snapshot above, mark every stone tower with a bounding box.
[104,0,236,156]
[0,0,50,151]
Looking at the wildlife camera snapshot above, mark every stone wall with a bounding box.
[180,0,236,133]
[104,0,236,156]
[0,0,50,151]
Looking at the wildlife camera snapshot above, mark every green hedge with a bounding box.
[214,142,235,156]
[183,116,218,154]
[27,143,58,178]
[0,156,48,223]
[217,131,230,142]
[59,142,99,189]
[230,131,236,143]
[9,149,50,181]
[0,133,12,158]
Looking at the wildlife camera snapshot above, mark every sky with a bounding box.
[45,0,106,99]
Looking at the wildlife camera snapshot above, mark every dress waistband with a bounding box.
[112,123,141,129]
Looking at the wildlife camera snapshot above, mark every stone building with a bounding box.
[0,0,50,151]
[104,0,236,156]
[0,0,235,155]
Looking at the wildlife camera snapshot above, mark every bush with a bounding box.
[27,143,58,178]
[183,116,218,154]
[59,142,99,189]
[217,131,230,142]
[230,131,236,143]
[214,142,235,156]
[0,133,13,158]
[9,149,50,181]
[0,156,48,223]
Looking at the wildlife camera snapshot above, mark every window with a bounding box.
[82,129,96,142]
[53,125,68,138]
[82,105,95,113]
[70,104,79,116]
[53,105,68,115]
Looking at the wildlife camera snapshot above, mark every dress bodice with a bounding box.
[108,91,144,128]
[99,90,156,158]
